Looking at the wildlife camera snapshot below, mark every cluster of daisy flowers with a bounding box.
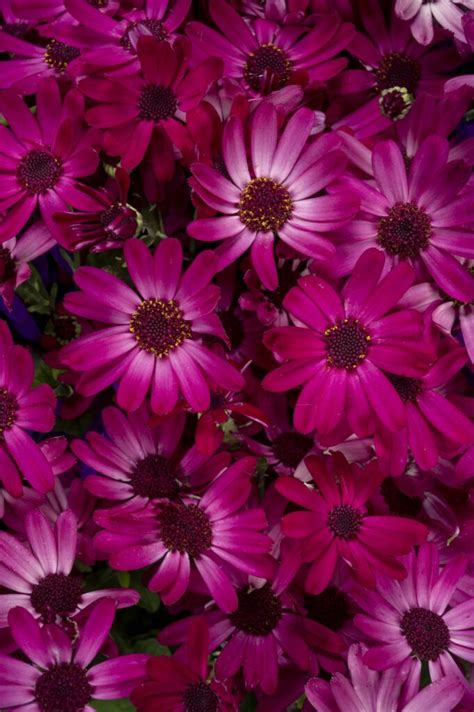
[0,0,473,710]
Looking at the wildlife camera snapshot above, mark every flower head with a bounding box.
[94,457,273,613]
[263,248,433,436]
[0,79,98,241]
[188,101,358,289]
[276,454,427,592]
[61,238,244,415]
[355,543,474,686]
[0,599,148,710]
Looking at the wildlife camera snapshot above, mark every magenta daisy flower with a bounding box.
[376,346,474,475]
[160,557,345,695]
[355,543,474,684]
[61,238,244,415]
[0,221,54,309]
[333,136,474,303]
[0,320,56,496]
[53,167,139,253]
[186,0,354,95]
[53,0,191,72]
[276,454,427,593]
[188,102,358,289]
[331,0,459,132]
[0,29,81,94]
[0,509,139,628]
[0,78,99,241]
[94,457,273,613]
[0,599,148,711]
[306,643,464,712]
[72,404,231,505]
[80,36,222,180]
[263,248,432,436]
[131,617,240,711]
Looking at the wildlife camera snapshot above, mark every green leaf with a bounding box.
[117,571,131,588]
[92,699,135,712]
[131,638,170,656]
[240,693,257,711]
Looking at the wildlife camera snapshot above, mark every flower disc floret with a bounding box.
[243,43,291,91]
[378,203,432,258]
[158,502,213,558]
[138,85,178,122]
[230,583,282,636]
[183,682,219,712]
[30,573,83,624]
[401,607,450,661]
[239,177,293,233]
[129,298,192,357]
[35,663,92,712]
[324,318,371,370]
[17,150,63,195]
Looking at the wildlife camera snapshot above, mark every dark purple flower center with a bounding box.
[378,202,432,259]
[138,85,178,122]
[401,607,450,661]
[99,202,138,240]
[376,52,421,95]
[389,375,423,403]
[379,87,414,121]
[0,247,16,283]
[121,19,168,50]
[327,505,362,540]
[2,21,30,38]
[130,453,179,500]
[272,431,314,468]
[239,177,293,233]
[324,318,371,370]
[44,40,80,72]
[305,587,350,631]
[158,502,213,558]
[381,477,422,517]
[17,149,62,195]
[52,315,81,346]
[0,388,17,434]
[130,298,192,358]
[244,43,291,92]
[35,663,92,712]
[30,573,83,624]
[230,583,282,635]
[183,682,219,712]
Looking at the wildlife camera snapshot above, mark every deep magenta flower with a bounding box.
[0,30,80,94]
[94,457,273,613]
[53,168,139,253]
[72,404,230,505]
[355,543,474,684]
[160,556,345,695]
[0,320,56,496]
[80,36,222,180]
[61,238,244,415]
[376,346,474,475]
[306,643,464,712]
[188,102,358,289]
[131,617,240,711]
[0,221,54,309]
[186,0,354,95]
[0,79,99,241]
[276,454,427,593]
[52,0,190,72]
[333,136,474,303]
[0,600,148,710]
[0,510,138,628]
[332,0,459,130]
[263,248,432,436]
